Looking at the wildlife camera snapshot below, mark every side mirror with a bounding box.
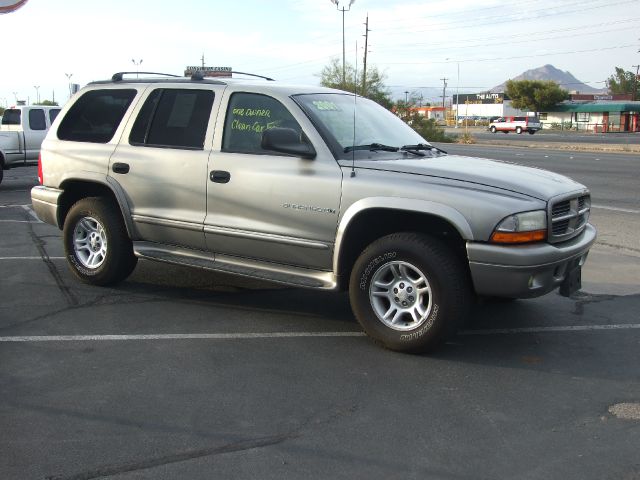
[261,127,316,159]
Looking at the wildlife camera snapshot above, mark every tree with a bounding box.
[318,58,393,109]
[606,67,635,95]
[505,80,569,113]
[34,99,59,106]
[0,106,4,117]
[394,97,451,143]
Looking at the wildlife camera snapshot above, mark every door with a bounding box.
[109,86,223,250]
[204,91,342,270]
[25,108,48,160]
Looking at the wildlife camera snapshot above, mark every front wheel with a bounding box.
[516,126,523,134]
[490,126,496,133]
[528,130,536,135]
[349,233,471,353]
[63,197,137,286]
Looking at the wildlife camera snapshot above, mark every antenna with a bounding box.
[351,41,358,178]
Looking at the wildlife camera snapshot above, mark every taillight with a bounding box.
[38,152,43,184]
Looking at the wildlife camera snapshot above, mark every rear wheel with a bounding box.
[490,126,496,133]
[349,233,471,353]
[63,197,137,286]
[516,126,523,134]
[528,130,536,135]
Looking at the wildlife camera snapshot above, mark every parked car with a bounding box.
[0,105,61,184]
[489,116,542,134]
[31,72,595,353]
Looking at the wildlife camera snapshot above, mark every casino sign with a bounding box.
[0,0,29,14]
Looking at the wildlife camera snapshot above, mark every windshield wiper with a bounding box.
[344,143,399,154]
[400,143,447,155]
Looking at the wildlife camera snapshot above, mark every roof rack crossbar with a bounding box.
[112,72,181,82]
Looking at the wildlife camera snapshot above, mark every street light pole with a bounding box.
[131,59,143,78]
[33,85,40,104]
[330,0,355,87]
[65,73,73,98]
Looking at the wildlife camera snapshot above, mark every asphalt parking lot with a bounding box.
[1,167,639,480]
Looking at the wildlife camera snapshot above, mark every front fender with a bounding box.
[333,197,473,273]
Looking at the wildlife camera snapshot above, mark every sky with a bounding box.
[1,0,638,107]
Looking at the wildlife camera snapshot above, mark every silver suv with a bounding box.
[31,72,596,352]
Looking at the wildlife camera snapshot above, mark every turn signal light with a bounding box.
[490,230,547,244]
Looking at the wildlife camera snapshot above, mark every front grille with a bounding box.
[548,192,590,243]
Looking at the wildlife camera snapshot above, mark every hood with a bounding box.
[342,154,586,201]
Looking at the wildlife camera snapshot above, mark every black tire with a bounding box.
[349,233,471,353]
[528,130,536,135]
[63,197,137,286]
[516,126,522,134]
[0,165,3,185]
[490,126,496,133]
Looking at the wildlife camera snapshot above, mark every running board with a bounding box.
[133,242,337,290]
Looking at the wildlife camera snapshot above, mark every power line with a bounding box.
[375,0,638,37]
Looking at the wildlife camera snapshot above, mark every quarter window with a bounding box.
[58,89,137,143]
[222,93,302,154]
[129,89,214,150]
[29,109,46,131]
[49,109,61,124]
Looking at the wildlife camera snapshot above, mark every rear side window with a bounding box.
[129,89,214,150]
[2,109,21,125]
[29,109,46,130]
[514,117,526,121]
[57,89,136,143]
[49,109,61,124]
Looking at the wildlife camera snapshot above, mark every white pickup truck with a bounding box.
[0,105,61,184]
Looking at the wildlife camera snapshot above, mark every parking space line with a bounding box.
[592,205,640,214]
[0,332,366,342]
[0,257,65,260]
[0,220,42,223]
[1,324,640,343]
[461,323,640,335]
[21,204,42,222]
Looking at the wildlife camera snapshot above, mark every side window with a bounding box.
[57,89,137,143]
[1,109,21,125]
[29,109,47,130]
[129,89,214,150]
[222,92,302,154]
[49,109,61,124]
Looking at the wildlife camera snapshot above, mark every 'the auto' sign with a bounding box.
[0,0,28,14]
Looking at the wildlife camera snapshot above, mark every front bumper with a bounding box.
[31,185,63,228]
[467,224,597,298]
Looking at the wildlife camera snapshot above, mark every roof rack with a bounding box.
[112,72,181,82]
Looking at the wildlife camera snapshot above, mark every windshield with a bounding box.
[295,93,429,160]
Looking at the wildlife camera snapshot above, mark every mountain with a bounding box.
[490,64,605,94]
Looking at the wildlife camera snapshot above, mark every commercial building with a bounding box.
[539,94,640,132]
[452,92,529,121]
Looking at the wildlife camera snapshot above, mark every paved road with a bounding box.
[446,128,640,145]
[1,167,639,480]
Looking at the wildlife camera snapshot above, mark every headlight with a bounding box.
[490,210,547,244]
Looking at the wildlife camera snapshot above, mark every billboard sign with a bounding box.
[184,66,232,78]
[454,92,509,105]
[0,0,29,14]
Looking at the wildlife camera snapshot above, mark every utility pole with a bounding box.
[201,53,205,69]
[633,64,640,101]
[331,0,355,87]
[362,14,370,95]
[440,78,448,108]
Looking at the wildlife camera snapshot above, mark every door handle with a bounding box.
[112,162,130,174]
[210,170,231,183]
